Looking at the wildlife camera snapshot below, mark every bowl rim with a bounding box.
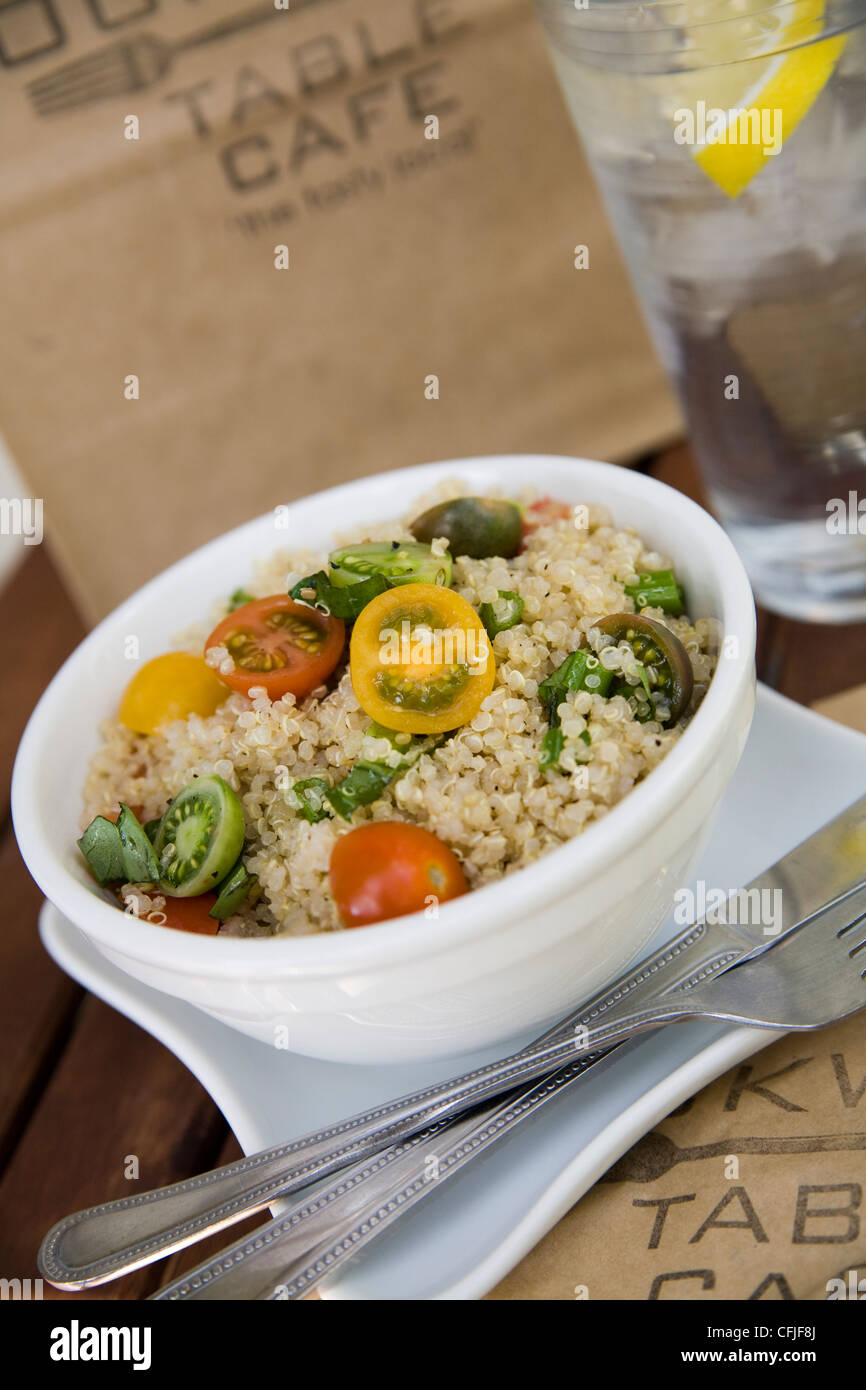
[13,453,756,977]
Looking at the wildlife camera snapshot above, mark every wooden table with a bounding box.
[2,444,865,1300]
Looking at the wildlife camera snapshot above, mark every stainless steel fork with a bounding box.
[39,793,866,1291]
[151,871,866,1299]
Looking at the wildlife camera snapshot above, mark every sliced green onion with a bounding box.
[539,726,564,772]
[322,728,444,821]
[291,727,445,823]
[624,569,685,615]
[538,649,615,714]
[538,650,613,772]
[77,816,126,885]
[326,763,394,820]
[209,859,258,920]
[292,777,333,824]
[479,591,525,639]
[540,725,591,771]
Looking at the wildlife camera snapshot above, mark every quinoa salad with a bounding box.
[78,483,719,938]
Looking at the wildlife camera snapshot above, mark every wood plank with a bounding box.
[757,613,866,706]
[0,827,82,1173]
[0,544,89,1168]
[0,994,229,1300]
[0,541,241,1300]
[813,682,866,735]
[647,440,709,510]
[0,545,86,824]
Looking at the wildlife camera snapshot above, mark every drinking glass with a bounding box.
[535,0,866,620]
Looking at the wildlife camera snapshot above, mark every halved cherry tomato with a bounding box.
[119,653,230,735]
[205,596,345,701]
[135,891,220,936]
[522,497,573,535]
[329,822,468,928]
[349,582,495,735]
[596,613,693,723]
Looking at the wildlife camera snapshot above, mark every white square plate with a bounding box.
[39,684,866,1299]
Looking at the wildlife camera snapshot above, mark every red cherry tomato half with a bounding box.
[205,596,345,701]
[522,496,573,536]
[329,822,468,928]
[136,892,220,936]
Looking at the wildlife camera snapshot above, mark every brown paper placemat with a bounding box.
[813,684,866,736]
[488,686,866,1300]
[0,0,679,625]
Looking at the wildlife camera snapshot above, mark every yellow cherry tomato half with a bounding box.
[118,652,230,735]
[349,582,495,735]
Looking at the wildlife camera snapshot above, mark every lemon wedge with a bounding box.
[675,0,847,197]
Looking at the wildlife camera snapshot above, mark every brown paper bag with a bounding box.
[0,0,679,624]
[489,1009,866,1301]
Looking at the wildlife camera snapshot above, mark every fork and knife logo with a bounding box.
[603,1130,866,1183]
[9,0,338,116]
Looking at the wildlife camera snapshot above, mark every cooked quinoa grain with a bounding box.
[82,482,719,936]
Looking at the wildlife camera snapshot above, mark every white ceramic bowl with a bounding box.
[13,456,756,1064]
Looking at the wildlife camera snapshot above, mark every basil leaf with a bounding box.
[116,803,160,884]
[77,816,126,885]
[289,571,389,621]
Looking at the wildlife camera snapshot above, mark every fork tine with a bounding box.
[684,875,866,1034]
[30,70,129,103]
[27,48,124,95]
[29,68,134,114]
[30,84,128,115]
[837,906,866,939]
[834,890,866,986]
[814,877,866,935]
[28,78,129,112]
